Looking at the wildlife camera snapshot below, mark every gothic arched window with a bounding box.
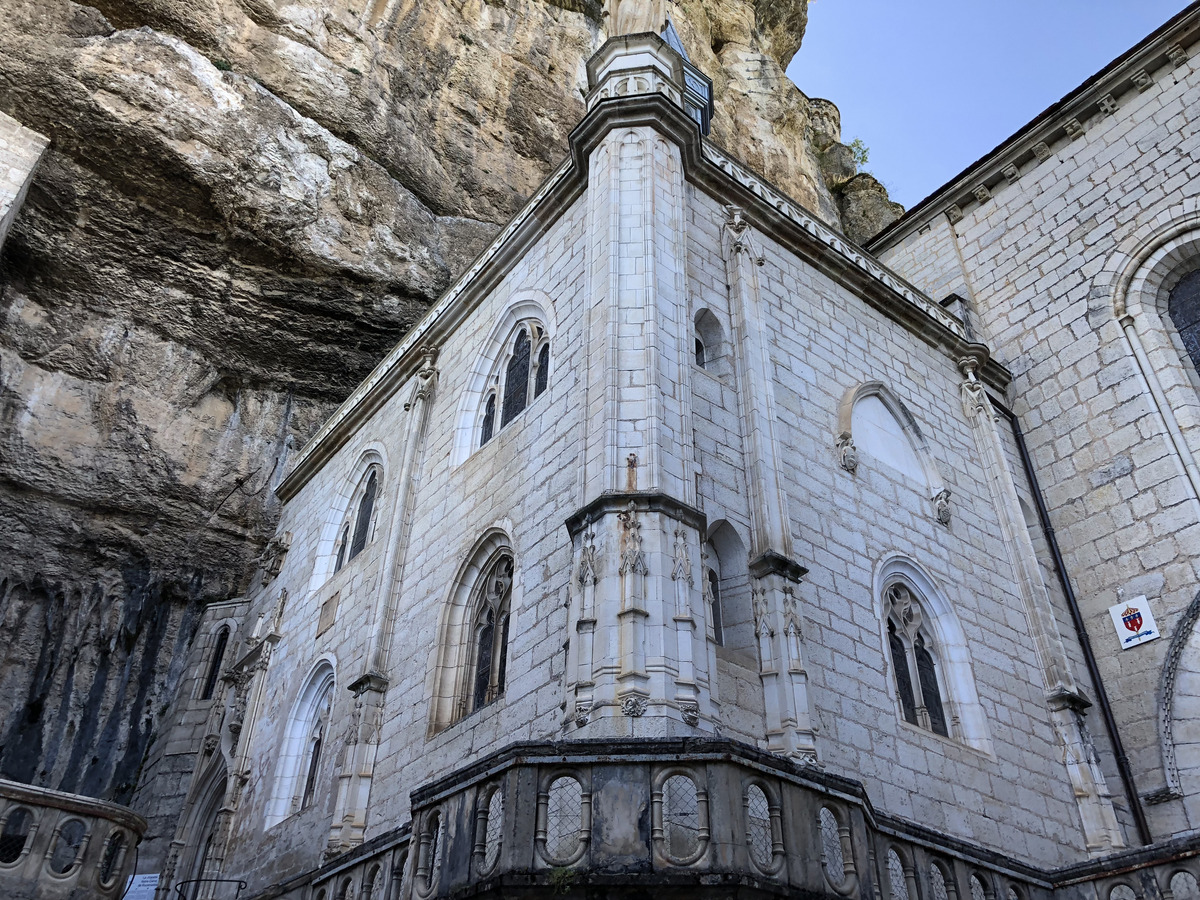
[298,682,333,812]
[267,664,336,826]
[478,322,550,448]
[334,466,382,573]
[467,556,514,715]
[1169,268,1200,375]
[199,626,230,701]
[885,583,949,737]
[502,330,532,426]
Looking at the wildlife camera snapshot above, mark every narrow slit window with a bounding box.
[200,627,230,701]
[889,620,918,725]
[695,338,706,368]
[707,568,724,645]
[335,523,350,573]
[481,394,496,446]
[535,344,549,398]
[349,470,378,560]
[916,638,948,736]
[502,330,531,426]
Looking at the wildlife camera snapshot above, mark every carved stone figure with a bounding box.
[610,0,671,36]
[836,433,858,473]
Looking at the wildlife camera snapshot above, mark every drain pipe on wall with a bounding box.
[989,396,1153,847]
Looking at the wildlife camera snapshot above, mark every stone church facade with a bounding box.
[3,6,1200,900]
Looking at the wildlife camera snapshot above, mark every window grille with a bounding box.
[915,638,948,735]
[1169,269,1200,374]
[970,875,989,900]
[887,583,950,737]
[0,807,33,865]
[545,777,583,861]
[335,523,350,573]
[535,343,549,398]
[1109,887,1138,900]
[98,831,125,886]
[889,620,918,725]
[662,775,700,860]
[481,394,496,446]
[467,556,514,715]
[1172,872,1200,900]
[819,808,844,886]
[483,789,504,871]
[887,849,909,900]
[930,865,949,900]
[48,819,87,874]
[745,785,772,870]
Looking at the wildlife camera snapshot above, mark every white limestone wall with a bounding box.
[220,197,590,886]
[877,52,1200,837]
[681,187,1092,863]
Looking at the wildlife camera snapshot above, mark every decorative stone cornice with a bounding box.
[565,491,706,538]
[868,4,1200,252]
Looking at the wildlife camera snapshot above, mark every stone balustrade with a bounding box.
[288,739,1198,900]
[0,777,146,900]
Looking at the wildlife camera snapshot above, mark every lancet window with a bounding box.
[885,583,949,737]
[466,555,514,715]
[267,663,336,826]
[199,626,230,701]
[480,323,549,447]
[334,467,381,573]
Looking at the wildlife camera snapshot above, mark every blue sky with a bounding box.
[785,1,1193,208]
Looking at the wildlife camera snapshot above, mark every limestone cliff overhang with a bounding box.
[278,37,1010,502]
[866,2,1200,254]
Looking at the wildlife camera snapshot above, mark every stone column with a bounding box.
[959,350,1124,853]
[330,352,438,853]
[723,206,817,763]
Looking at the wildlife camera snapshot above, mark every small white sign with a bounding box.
[1109,596,1161,649]
[125,873,160,900]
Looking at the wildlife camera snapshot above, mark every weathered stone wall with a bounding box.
[874,33,1200,838]
[0,0,900,808]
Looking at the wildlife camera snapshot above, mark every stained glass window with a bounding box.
[502,330,531,426]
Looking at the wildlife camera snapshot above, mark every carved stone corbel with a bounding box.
[835,432,858,473]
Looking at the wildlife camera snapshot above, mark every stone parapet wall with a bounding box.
[0,777,145,900]
[250,740,1200,900]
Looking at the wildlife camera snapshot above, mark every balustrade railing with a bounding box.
[0,776,146,900]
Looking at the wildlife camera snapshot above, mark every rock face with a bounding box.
[0,0,898,804]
